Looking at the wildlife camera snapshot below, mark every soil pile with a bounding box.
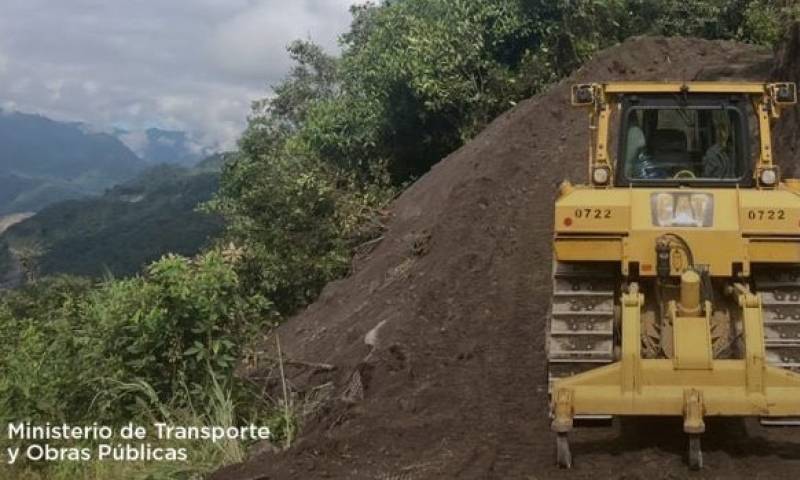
[214,34,800,480]
[773,23,800,176]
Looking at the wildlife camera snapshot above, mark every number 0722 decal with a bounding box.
[574,208,612,219]
[746,209,786,221]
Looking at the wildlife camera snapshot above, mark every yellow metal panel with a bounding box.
[748,240,800,263]
[556,361,800,417]
[553,187,800,275]
[554,238,623,261]
[739,189,800,234]
[672,316,713,370]
[602,82,767,94]
[554,187,630,233]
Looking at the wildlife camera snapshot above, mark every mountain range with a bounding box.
[0,110,147,214]
[115,127,215,167]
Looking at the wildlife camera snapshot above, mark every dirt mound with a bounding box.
[773,23,800,176]
[214,36,800,480]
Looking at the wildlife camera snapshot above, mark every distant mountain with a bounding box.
[0,159,225,280]
[116,128,215,167]
[194,152,231,172]
[0,110,147,214]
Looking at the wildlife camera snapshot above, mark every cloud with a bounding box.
[0,0,364,150]
[208,0,360,83]
[118,130,149,155]
[44,79,65,101]
[155,136,177,147]
[0,101,16,114]
[0,50,8,76]
[82,81,99,95]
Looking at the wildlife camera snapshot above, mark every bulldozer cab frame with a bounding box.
[571,82,797,189]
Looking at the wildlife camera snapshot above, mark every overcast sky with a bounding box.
[0,0,364,152]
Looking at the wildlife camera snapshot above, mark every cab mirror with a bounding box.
[571,84,595,106]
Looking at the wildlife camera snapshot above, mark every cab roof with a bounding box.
[601,82,767,94]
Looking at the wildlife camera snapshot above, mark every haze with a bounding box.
[0,0,362,152]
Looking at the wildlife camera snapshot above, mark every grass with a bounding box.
[0,370,276,480]
[275,334,295,450]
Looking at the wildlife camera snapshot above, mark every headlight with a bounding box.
[689,194,711,222]
[651,193,714,227]
[760,168,777,187]
[655,193,674,226]
[592,166,610,185]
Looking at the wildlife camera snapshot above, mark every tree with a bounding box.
[214,0,796,321]
[11,239,44,284]
[209,37,393,316]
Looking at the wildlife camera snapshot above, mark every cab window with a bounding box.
[620,99,747,185]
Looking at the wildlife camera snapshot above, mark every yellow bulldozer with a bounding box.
[548,81,800,469]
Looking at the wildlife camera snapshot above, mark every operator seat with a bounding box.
[648,129,689,164]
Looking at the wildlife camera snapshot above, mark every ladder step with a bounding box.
[552,308,614,316]
[553,291,614,297]
[548,261,618,395]
[550,330,612,336]
[550,317,614,332]
[549,353,614,361]
[548,358,612,364]
[761,417,800,426]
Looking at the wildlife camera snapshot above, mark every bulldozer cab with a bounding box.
[570,82,797,189]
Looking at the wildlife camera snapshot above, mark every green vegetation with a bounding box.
[0,163,224,280]
[0,241,13,281]
[211,0,800,319]
[0,252,270,424]
[0,252,276,479]
[1,2,797,478]
[208,40,397,316]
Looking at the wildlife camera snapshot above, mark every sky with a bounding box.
[0,0,364,153]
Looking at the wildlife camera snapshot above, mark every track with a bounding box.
[547,265,800,384]
[754,267,800,372]
[547,262,617,397]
